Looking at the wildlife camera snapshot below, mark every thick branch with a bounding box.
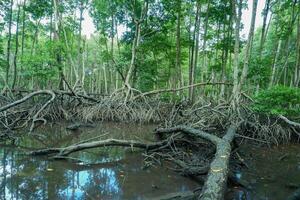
[279,115,300,128]
[0,90,55,112]
[30,138,169,157]
[156,125,221,145]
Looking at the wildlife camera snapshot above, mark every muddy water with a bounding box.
[236,144,300,200]
[1,123,300,200]
[0,122,199,200]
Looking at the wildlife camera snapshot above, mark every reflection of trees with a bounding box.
[0,121,196,200]
[0,146,125,200]
[0,147,69,200]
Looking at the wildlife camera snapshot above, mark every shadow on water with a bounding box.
[0,122,199,200]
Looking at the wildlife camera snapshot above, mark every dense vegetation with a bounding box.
[1,1,300,199]
[0,0,299,108]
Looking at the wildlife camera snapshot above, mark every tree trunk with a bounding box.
[235,0,258,96]
[200,126,236,200]
[53,0,64,90]
[77,0,84,88]
[259,0,270,57]
[124,0,148,87]
[201,0,210,82]
[12,5,21,90]
[155,125,237,200]
[294,1,300,86]
[175,0,182,88]
[6,0,13,87]
[21,0,26,58]
[232,0,242,98]
[189,1,201,102]
[270,40,282,87]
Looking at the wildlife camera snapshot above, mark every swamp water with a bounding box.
[0,122,198,200]
[236,144,300,200]
[0,122,300,200]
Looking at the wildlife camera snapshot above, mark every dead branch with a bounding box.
[30,138,169,157]
[279,115,300,128]
[0,90,55,112]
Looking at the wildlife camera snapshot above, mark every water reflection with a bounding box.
[0,122,198,200]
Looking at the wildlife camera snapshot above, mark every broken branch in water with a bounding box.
[29,138,170,157]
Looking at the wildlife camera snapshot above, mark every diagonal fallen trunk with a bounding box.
[156,125,237,200]
[30,138,169,157]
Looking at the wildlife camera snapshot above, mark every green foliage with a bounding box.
[252,86,300,117]
[21,41,59,88]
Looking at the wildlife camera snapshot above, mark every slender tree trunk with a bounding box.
[74,0,84,90]
[232,0,242,97]
[189,1,201,102]
[30,19,40,56]
[53,0,64,90]
[235,0,258,96]
[6,0,13,87]
[259,0,270,57]
[110,12,116,91]
[294,1,300,86]
[125,22,140,86]
[12,5,21,90]
[103,66,108,94]
[124,1,148,87]
[270,40,282,87]
[21,0,26,58]
[201,0,210,82]
[221,12,231,98]
[175,0,182,88]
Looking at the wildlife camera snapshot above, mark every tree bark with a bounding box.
[235,0,258,97]
[6,0,13,87]
[156,125,237,200]
[189,1,201,102]
[12,5,21,90]
[175,0,182,88]
[21,0,26,58]
[124,0,148,87]
[294,1,300,86]
[269,40,282,87]
[53,0,64,90]
[30,139,169,157]
[259,0,270,57]
[232,0,242,98]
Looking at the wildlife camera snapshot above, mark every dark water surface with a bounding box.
[1,122,300,200]
[235,144,300,200]
[0,122,198,200]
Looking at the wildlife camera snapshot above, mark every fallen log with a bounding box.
[30,138,169,157]
[156,125,237,200]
